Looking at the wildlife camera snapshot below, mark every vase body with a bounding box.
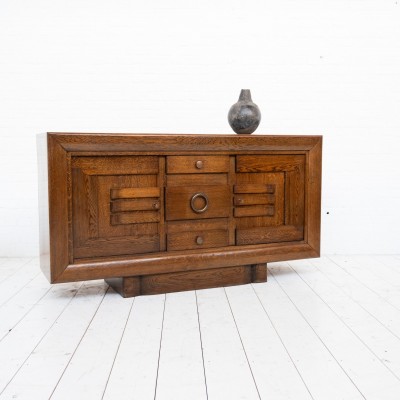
[228,89,261,134]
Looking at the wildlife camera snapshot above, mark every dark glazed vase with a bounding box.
[228,89,261,134]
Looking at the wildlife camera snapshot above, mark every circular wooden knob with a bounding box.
[153,201,160,210]
[196,236,204,245]
[195,160,204,169]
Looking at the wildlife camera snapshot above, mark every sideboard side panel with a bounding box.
[37,133,50,280]
[306,137,323,254]
[47,135,70,282]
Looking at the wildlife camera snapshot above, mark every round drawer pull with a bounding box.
[152,201,160,210]
[196,236,204,245]
[195,160,204,169]
[190,192,209,213]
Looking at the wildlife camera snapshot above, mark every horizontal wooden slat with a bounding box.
[167,156,229,174]
[234,194,275,206]
[72,156,159,175]
[167,173,228,187]
[167,219,229,234]
[111,198,160,212]
[234,184,275,194]
[111,211,160,225]
[236,155,305,173]
[236,225,303,246]
[234,205,275,218]
[167,230,229,251]
[110,187,160,199]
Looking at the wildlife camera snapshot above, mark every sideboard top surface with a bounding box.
[47,132,322,153]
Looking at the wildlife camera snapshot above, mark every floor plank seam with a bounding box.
[308,258,400,342]
[287,262,400,383]
[0,281,84,397]
[269,270,367,400]
[0,285,53,343]
[195,290,209,400]
[101,296,136,400]
[153,294,166,400]
[251,283,316,400]
[224,287,262,400]
[327,256,400,312]
[0,258,33,285]
[48,284,109,400]
[0,269,41,309]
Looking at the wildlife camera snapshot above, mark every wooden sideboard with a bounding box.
[38,133,322,297]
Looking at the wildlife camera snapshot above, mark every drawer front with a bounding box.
[168,230,229,251]
[167,219,229,251]
[167,156,229,174]
[165,185,230,220]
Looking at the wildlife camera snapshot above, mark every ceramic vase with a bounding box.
[228,89,261,134]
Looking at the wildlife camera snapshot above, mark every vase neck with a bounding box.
[239,89,252,102]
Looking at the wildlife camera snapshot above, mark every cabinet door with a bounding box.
[71,156,162,259]
[235,155,305,245]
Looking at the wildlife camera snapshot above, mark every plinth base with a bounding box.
[105,263,267,298]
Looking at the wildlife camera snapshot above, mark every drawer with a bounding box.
[165,185,230,220]
[167,219,229,251]
[167,156,229,174]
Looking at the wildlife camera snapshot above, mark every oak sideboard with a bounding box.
[38,133,322,297]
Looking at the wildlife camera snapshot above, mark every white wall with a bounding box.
[1,0,400,256]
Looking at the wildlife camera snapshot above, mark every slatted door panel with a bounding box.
[235,155,305,246]
[72,156,162,259]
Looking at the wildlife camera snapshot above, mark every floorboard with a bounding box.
[103,294,165,400]
[0,256,399,400]
[0,281,107,400]
[49,288,133,400]
[196,287,260,400]
[0,281,82,394]
[254,271,364,400]
[155,291,207,400]
[271,262,400,400]
[225,284,312,400]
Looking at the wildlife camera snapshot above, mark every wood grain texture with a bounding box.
[111,198,160,212]
[59,242,318,283]
[234,183,275,194]
[237,225,304,246]
[234,193,275,206]
[234,205,275,218]
[167,173,227,187]
[166,218,228,234]
[41,133,322,291]
[72,156,158,175]
[251,263,268,282]
[51,133,322,152]
[110,187,160,199]
[141,266,252,296]
[110,211,160,225]
[165,185,230,221]
[167,155,229,173]
[167,229,229,251]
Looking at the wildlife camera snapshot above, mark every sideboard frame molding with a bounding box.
[43,133,322,284]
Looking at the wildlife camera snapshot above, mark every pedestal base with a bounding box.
[105,263,267,298]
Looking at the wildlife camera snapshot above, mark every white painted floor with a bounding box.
[0,255,400,400]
